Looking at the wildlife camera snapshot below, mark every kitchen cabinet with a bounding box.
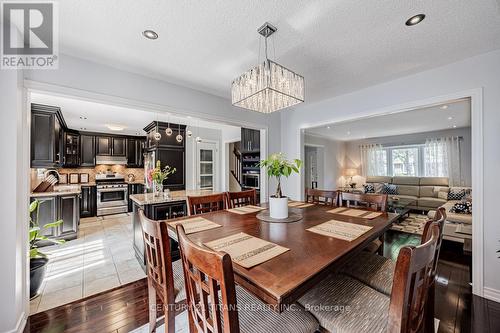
[156,148,185,190]
[241,128,260,152]
[30,194,80,242]
[80,134,96,167]
[63,130,80,167]
[30,104,64,168]
[127,183,144,212]
[127,138,145,167]
[80,185,96,217]
[96,136,112,155]
[144,121,186,149]
[112,137,127,156]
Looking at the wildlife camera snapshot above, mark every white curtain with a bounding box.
[424,137,462,186]
[360,144,386,177]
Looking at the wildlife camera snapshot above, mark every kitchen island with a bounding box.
[130,190,216,269]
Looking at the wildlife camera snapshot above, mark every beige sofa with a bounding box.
[365,176,472,243]
[365,176,450,211]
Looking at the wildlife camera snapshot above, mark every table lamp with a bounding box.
[344,168,358,188]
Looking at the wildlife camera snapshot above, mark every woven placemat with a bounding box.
[256,209,303,223]
[168,216,222,235]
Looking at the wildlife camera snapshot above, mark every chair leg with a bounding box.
[165,302,175,333]
[148,279,158,333]
[424,282,436,333]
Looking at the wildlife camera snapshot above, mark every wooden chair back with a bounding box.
[388,223,440,333]
[304,188,338,206]
[340,192,388,212]
[187,193,226,216]
[422,206,447,279]
[226,189,256,208]
[176,225,240,333]
[139,209,175,303]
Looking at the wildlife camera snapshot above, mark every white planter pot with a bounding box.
[269,196,289,219]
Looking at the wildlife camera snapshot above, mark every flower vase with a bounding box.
[153,181,163,197]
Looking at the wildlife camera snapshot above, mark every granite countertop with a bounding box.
[130,190,218,205]
[125,180,146,185]
[30,185,82,198]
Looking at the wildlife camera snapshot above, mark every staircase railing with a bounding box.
[232,148,242,185]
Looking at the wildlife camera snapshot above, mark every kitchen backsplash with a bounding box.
[30,166,145,190]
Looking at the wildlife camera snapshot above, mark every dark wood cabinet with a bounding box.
[96,136,112,155]
[127,138,145,167]
[63,131,80,167]
[144,121,186,149]
[31,104,65,168]
[127,183,144,212]
[80,134,96,167]
[112,137,127,156]
[30,194,79,242]
[156,148,185,190]
[80,185,96,218]
[241,128,260,152]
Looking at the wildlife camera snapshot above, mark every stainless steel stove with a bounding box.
[96,174,128,216]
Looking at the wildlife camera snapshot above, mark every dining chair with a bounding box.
[138,209,187,333]
[298,222,441,333]
[226,189,257,208]
[340,191,388,212]
[175,225,320,333]
[187,193,226,216]
[340,207,446,296]
[304,188,338,206]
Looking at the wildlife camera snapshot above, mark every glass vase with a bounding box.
[153,181,163,197]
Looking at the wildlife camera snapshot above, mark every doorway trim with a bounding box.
[298,88,484,298]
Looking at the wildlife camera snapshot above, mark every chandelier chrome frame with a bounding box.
[231,22,305,114]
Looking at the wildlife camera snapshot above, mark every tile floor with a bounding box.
[30,213,146,314]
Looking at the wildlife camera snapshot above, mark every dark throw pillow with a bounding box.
[363,184,375,193]
[448,188,466,201]
[449,201,472,214]
[381,183,398,195]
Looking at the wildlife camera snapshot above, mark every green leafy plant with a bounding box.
[29,200,64,259]
[259,153,302,198]
[148,160,176,184]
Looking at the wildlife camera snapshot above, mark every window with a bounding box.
[367,145,425,177]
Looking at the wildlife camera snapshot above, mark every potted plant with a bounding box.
[259,153,302,219]
[148,160,176,197]
[29,200,64,298]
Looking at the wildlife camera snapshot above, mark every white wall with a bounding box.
[344,127,472,186]
[304,134,345,190]
[281,49,500,299]
[0,70,29,332]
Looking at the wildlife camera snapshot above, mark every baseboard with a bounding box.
[4,311,27,333]
[483,287,500,303]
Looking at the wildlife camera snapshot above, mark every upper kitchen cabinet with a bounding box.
[127,137,145,167]
[144,121,186,149]
[31,104,65,168]
[80,134,96,167]
[96,136,112,155]
[112,137,127,156]
[96,135,127,156]
[241,128,260,152]
[63,130,80,167]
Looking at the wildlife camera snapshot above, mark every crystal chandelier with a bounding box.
[231,22,304,114]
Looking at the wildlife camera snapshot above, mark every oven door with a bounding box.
[97,187,128,208]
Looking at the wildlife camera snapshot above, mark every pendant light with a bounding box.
[153,113,161,141]
[165,114,173,136]
[176,123,183,143]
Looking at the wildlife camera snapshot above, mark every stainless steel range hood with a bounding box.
[96,155,128,165]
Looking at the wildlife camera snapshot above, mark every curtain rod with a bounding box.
[359,136,464,148]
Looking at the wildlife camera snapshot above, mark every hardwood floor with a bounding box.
[25,236,500,333]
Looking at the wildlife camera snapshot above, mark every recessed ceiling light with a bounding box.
[142,30,158,40]
[453,125,457,128]
[441,105,449,110]
[347,131,351,135]
[327,126,331,129]
[106,124,126,131]
[448,116,453,120]
[405,14,425,26]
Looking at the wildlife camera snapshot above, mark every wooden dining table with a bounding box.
[166,204,399,312]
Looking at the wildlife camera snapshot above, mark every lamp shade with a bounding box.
[344,168,357,177]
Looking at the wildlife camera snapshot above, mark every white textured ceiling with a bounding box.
[306,99,471,141]
[56,0,500,103]
[30,93,241,136]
